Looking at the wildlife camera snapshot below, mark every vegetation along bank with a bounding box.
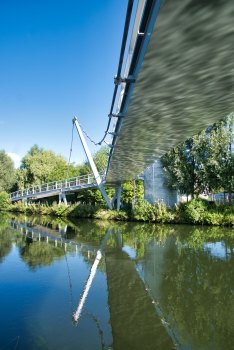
[1,114,234,226]
[1,192,234,226]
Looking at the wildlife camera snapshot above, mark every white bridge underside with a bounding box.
[106,0,234,185]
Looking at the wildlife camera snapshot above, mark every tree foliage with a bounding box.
[0,191,9,210]
[161,113,234,201]
[0,150,16,193]
[20,240,65,270]
[20,145,63,186]
[7,143,145,205]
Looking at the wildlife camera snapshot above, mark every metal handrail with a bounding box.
[9,171,105,200]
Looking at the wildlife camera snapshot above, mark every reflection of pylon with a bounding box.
[58,223,67,236]
[72,229,112,324]
[73,249,102,323]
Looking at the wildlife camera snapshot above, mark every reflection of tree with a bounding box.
[160,246,234,350]
[0,214,10,230]
[0,227,14,263]
[20,239,65,270]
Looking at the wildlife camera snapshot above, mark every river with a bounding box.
[0,212,234,350]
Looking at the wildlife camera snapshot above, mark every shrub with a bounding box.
[70,204,99,218]
[202,212,223,225]
[131,200,168,222]
[54,202,71,216]
[184,198,207,224]
[222,213,234,226]
[0,191,10,210]
[8,201,26,213]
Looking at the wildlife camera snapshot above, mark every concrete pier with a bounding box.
[144,160,177,207]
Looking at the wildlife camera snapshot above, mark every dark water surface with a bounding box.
[0,213,234,350]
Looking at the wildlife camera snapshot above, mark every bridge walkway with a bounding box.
[9,171,105,202]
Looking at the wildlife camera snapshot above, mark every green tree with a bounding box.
[195,114,234,201]
[14,168,27,190]
[0,150,16,193]
[19,144,69,188]
[161,113,234,201]
[0,191,9,210]
[93,146,108,172]
[122,180,144,204]
[46,158,81,182]
[161,138,199,199]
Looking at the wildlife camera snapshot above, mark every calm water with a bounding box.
[0,213,234,350]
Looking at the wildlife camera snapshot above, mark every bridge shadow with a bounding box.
[105,244,174,350]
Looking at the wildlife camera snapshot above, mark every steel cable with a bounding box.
[78,0,134,146]
[66,121,75,179]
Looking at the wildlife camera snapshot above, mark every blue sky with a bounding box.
[0,0,137,167]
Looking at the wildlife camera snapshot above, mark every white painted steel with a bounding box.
[9,171,106,201]
[106,0,234,184]
[73,117,112,210]
[116,0,147,115]
[59,193,67,207]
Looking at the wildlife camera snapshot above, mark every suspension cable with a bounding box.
[66,121,75,179]
[65,254,74,315]
[78,0,134,146]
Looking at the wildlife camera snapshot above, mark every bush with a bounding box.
[184,198,207,224]
[132,200,168,222]
[202,212,223,225]
[70,204,99,218]
[4,197,234,226]
[0,191,10,210]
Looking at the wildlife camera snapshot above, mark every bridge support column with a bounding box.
[117,185,122,210]
[58,193,67,207]
[144,160,177,207]
[111,185,122,209]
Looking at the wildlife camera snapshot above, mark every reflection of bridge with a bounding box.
[9,0,234,209]
[9,219,175,349]
[9,220,98,254]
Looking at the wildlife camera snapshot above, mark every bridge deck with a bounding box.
[106,0,234,184]
[9,172,105,201]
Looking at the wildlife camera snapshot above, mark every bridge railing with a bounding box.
[9,171,106,200]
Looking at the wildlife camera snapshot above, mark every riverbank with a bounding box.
[2,198,234,226]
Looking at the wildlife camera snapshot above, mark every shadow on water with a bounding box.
[1,212,234,349]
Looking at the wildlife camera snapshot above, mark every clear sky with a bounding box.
[0,0,137,167]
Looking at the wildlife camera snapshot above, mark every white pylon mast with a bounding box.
[73,116,112,210]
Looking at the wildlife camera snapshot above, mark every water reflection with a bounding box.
[73,229,112,324]
[1,213,234,349]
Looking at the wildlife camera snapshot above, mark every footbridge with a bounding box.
[9,171,106,204]
[10,0,234,209]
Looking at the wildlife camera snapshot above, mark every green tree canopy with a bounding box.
[18,144,69,188]
[161,113,234,201]
[0,150,16,193]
